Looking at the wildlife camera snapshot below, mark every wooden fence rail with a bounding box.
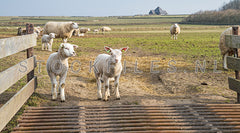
[0,24,37,131]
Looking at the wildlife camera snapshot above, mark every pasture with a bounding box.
[0,16,237,132]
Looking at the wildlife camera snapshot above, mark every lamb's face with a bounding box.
[104,46,129,64]
[174,24,178,28]
[71,23,79,29]
[49,33,55,38]
[60,43,78,57]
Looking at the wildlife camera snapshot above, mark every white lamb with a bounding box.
[170,23,180,40]
[219,27,235,69]
[93,46,129,101]
[41,33,55,51]
[46,43,78,102]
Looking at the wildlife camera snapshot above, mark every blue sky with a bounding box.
[0,0,231,16]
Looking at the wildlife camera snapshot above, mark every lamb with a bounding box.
[46,43,78,102]
[41,33,55,51]
[170,23,180,40]
[43,21,79,43]
[93,29,99,34]
[72,29,80,36]
[93,46,129,101]
[219,27,235,69]
[80,27,91,33]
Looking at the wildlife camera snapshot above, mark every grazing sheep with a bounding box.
[80,27,91,33]
[219,27,235,69]
[43,21,79,43]
[170,23,180,40]
[93,29,99,34]
[101,26,111,32]
[41,33,55,51]
[46,43,78,102]
[93,46,129,101]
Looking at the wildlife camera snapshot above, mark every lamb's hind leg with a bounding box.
[97,76,102,100]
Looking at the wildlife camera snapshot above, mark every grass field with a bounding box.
[0,15,236,132]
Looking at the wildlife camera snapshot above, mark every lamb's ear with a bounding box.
[120,47,129,52]
[73,44,78,49]
[104,46,112,53]
[60,43,65,48]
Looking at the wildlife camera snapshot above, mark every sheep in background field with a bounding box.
[42,33,55,51]
[101,26,111,34]
[46,43,78,102]
[80,27,91,33]
[43,21,79,43]
[93,29,99,34]
[93,46,129,101]
[170,23,180,40]
[219,27,235,69]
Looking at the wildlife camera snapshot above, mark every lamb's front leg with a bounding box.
[103,77,110,101]
[48,43,52,52]
[50,73,58,100]
[97,77,102,100]
[223,53,228,70]
[59,73,67,102]
[114,75,121,100]
[42,43,44,50]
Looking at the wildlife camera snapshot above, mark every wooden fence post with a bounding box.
[26,23,35,82]
[232,26,240,102]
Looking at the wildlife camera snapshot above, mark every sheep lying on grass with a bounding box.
[219,27,235,70]
[170,23,180,40]
[46,43,78,102]
[94,46,129,101]
[41,33,55,51]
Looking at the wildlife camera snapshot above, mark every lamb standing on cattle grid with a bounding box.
[219,27,236,70]
[170,23,180,40]
[43,21,79,43]
[41,33,55,51]
[46,43,78,102]
[94,46,129,101]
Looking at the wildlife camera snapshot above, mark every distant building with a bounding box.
[149,7,168,15]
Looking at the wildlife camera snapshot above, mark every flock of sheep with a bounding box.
[22,21,232,102]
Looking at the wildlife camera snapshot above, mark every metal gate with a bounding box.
[12,104,240,133]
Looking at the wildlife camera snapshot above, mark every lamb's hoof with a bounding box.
[51,98,57,101]
[61,100,65,102]
[97,98,102,100]
[116,97,121,100]
[103,99,108,101]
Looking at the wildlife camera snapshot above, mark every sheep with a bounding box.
[80,27,91,33]
[170,23,180,40]
[101,26,111,33]
[219,27,235,69]
[43,21,79,43]
[93,29,99,34]
[93,46,129,101]
[72,29,80,36]
[41,33,55,51]
[46,43,78,102]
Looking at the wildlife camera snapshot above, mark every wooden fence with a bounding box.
[226,26,240,102]
[0,24,37,131]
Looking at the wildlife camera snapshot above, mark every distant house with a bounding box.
[149,7,168,15]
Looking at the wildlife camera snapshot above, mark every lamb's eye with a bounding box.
[110,53,113,55]
[65,48,69,50]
